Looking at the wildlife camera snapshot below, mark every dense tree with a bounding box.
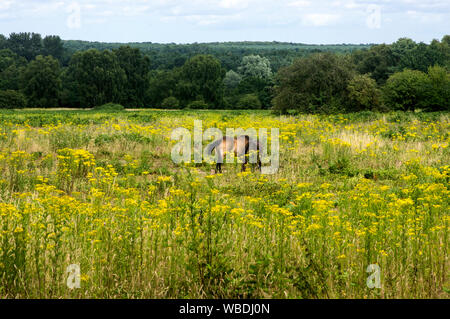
[0,90,27,109]
[0,32,448,111]
[42,35,65,62]
[347,74,381,112]
[161,96,180,109]
[21,55,61,108]
[352,44,396,84]
[147,69,180,107]
[63,49,126,107]
[0,49,27,90]
[223,70,242,92]
[236,76,273,109]
[113,46,150,107]
[238,55,273,79]
[273,53,355,114]
[237,94,261,109]
[382,69,429,111]
[7,32,43,61]
[0,35,7,50]
[177,55,225,107]
[424,65,450,111]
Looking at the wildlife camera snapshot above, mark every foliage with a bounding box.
[424,65,450,111]
[177,55,225,107]
[347,74,381,112]
[113,46,150,107]
[273,53,355,114]
[63,49,126,108]
[382,69,430,111]
[187,99,209,109]
[0,49,27,91]
[161,96,180,109]
[21,55,61,108]
[237,94,262,109]
[223,70,242,91]
[0,90,27,109]
[238,55,273,79]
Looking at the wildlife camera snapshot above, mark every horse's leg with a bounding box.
[241,151,248,172]
[242,140,250,172]
[216,163,222,174]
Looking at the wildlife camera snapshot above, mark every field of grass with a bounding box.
[0,109,448,298]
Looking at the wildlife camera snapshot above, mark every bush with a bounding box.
[382,69,429,111]
[0,90,27,109]
[273,53,355,114]
[187,100,209,109]
[161,96,180,109]
[237,94,261,109]
[92,102,125,112]
[347,74,381,111]
[425,65,450,111]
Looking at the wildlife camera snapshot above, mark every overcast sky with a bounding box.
[0,0,448,44]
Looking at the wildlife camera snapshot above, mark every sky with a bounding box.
[0,0,449,44]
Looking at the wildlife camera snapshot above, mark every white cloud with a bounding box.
[288,0,311,8]
[219,0,249,9]
[302,13,340,26]
[0,0,15,10]
[0,0,448,43]
[406,10,443,23]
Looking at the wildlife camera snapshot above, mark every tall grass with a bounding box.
[0,110,448,298]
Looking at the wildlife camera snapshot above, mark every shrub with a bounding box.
[382,69,429,111]
[187,100,209,109]
[237,94,262,109]
[92,102,125,112]
[161,96,180,109]
[273,53,355,114]
[0,90,27,109]
[347,74,381,111]
[425,65,450,111]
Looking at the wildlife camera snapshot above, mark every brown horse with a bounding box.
[205,135,262,173]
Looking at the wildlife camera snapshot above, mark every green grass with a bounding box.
[0,109,448,298]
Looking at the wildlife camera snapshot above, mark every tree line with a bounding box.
[0,32,448,112]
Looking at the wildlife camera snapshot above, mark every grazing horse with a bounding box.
[205,135,262,173]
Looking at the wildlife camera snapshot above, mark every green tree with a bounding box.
[347,74,381,111]
[0,90,27,109]
[425,65,450,111]
[0,34,7,50]
[0,49,27,90]
[237,76,273,109]
[113,46,150,107]
[237,94,261,109]
[352,44,396,84]
[177,54,225,107]
[63,49,126,107]
[161,96,180,109]
[238,55,273,79]
[273,53,355,114]
[223,70,242,92]
[382,69,429,111]
[43,35,65,62]
[7,32,43,61]
[147,69,180,107]
[21,55,61,108]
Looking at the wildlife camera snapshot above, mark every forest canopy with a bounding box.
[0,32,448,112]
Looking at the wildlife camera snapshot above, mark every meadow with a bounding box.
[0,109,448,299]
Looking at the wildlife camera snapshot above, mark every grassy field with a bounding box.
[0,109,448,298]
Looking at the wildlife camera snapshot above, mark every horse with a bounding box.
[205,135,262,173]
